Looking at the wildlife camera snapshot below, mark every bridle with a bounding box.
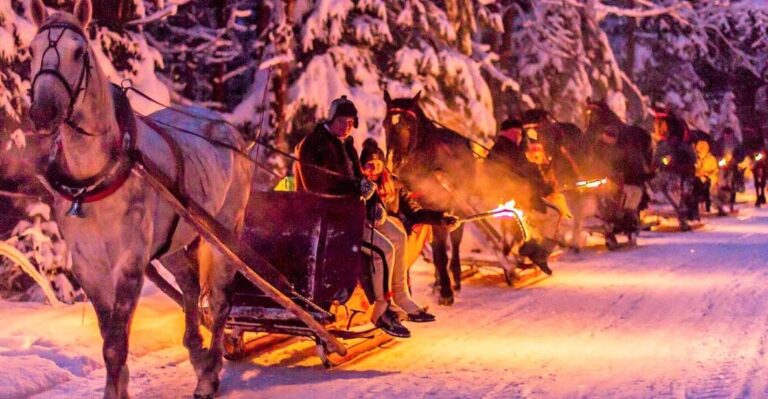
[29,21,97,137]
[386,107,420,166]
[30,22,139,217]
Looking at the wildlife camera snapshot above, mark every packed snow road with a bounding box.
[2,208,768,398]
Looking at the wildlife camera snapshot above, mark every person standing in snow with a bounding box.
[693,138,726,216]
[294,95,410,338]
[713,127,748,212]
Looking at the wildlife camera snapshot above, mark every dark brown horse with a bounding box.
[383,91,476,305]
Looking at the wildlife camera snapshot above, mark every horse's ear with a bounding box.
[384,90,391,105]
[73,0,92,29]
[29,0,48,27]
[413,90,422,102]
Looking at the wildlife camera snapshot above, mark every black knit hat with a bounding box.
[328,95,359,128]
[500,118,522,131]
[360,138,385,165]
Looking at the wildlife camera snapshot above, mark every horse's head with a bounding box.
[584,98,609,130]
[383,90,423,171]
[650,105,689,144]
[27,0,93,133]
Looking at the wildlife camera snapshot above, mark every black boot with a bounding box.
[519,240,553,275]
[407,309,436,323]
[375,308,411,338]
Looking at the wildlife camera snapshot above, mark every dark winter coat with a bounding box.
[486,135,554,212]
[294,123,362,196]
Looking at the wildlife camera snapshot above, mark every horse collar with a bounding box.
[43,85,138,217]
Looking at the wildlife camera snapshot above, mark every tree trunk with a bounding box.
[90,0,135,29]
[623,0,636,81]
[210,0,228,104]
[273,0,295,151]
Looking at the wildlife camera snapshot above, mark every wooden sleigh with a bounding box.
[136,156,393,368]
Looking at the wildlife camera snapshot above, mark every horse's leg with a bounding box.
[449,224,464,291]
[77,262,144,399]
[194,240,236,399]
[759,168,763,206]
[157,248,207,377]
[571,196,584,252]
[431,225,453,305]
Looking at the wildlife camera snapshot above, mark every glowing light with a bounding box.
[576,178,609,189]
[718,158,727,167]
[662,156,671,166]
[491,199,525,220]
[756,153,764,161]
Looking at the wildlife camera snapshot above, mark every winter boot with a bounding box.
[375,307,411,338]
[407,308,436,323]
[519,240,553,275]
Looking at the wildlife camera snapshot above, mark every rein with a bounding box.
[386,106,492,158]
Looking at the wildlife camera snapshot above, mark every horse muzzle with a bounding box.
[29,94,66,133]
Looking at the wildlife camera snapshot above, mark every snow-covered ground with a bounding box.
[3,205,768,398]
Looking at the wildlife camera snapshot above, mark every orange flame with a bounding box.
[576,178,608,189]
[492,199,525,219]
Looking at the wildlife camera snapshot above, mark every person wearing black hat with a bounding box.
[294,96,410,338]
[360,138,459,322]
[485,118,555,275]
[651,112,698,229]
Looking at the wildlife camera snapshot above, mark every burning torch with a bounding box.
[460,200,528,240]
[575,177,609,190]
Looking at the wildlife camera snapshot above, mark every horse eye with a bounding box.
[74,48,84,60]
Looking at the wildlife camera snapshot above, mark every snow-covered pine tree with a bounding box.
[277,0,518,147]
[1,202,82,303]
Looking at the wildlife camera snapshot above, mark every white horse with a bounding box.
[27,0,253,397]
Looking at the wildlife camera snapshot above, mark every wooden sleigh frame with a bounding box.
[134,153,392,368]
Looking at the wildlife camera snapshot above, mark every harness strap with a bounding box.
[137,115,188,260]
[138,115,187,197]
[151,214,181,261]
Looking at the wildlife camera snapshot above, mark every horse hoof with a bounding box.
[194,378,220,399]
[439,295,454,306]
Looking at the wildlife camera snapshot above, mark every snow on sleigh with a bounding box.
[137,160,394,368]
